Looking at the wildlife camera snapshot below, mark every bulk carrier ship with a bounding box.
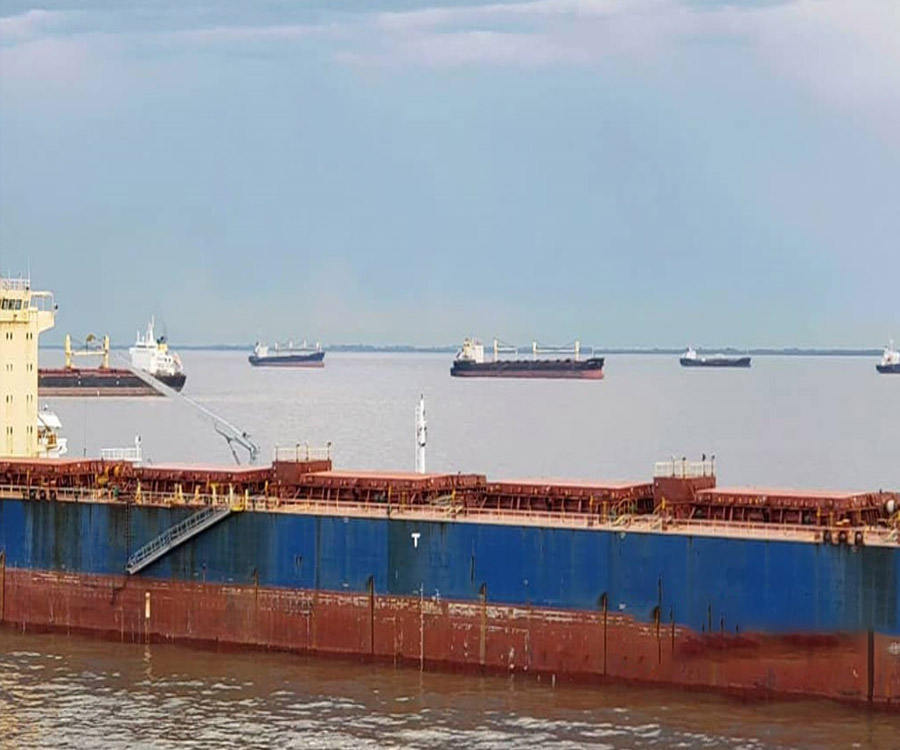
[450,338,604,379]
[2,277,900,709]
[38,334,161,397]
[248,340,325,368]
[37,319,187,396]
[679,347,751,368]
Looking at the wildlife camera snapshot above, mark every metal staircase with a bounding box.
[126,506,233,575]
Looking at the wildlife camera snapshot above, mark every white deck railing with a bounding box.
[274,442,332,462]
[100,446,143,463]
[0,276,30,291]
[653,459,716,478]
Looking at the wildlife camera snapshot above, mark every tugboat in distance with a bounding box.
[876,340,900,374]
[129,317,187,391]
[680,347,751,368]
[248,340,325,368]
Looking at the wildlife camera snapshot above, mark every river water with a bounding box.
[3,351,900,748]
[1,628,898,750]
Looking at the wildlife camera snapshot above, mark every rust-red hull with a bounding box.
[3,568,898,708]
[450,370,605,380]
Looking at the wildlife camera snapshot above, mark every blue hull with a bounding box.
[680,357,751,368]
[2,497,897,636]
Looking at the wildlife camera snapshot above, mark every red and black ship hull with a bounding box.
[38,368,186,395]
[450,357,605,379]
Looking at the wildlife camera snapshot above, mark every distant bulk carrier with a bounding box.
[248,340,325,368]
[679,347,751,368]
[450,338,604,379]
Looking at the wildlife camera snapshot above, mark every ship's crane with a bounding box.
[491,337,519,362]
[64,333,110,369]
[102,345,261,465]
[531,340,593,361]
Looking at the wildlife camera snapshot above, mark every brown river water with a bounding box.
[2,351,900,748]
[1,630,898,750]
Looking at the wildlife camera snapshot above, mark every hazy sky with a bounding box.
[1,0,898,347]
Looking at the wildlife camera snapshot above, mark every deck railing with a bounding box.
[100,446,143,462]
[274,443,332,462]
[2,483,898,546]
[0,276,30,291]
[653,459,716,478]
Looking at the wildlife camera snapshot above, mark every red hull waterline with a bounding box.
[2,568,898,708]
[37,387,163,397]
[251,362,325,368]
[451,369,605,380]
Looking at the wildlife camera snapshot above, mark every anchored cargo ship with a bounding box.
[38,334,162,397]
[38,334,163,396]
[451,338,604,379]
[1,454,899,709]
[130,318,186,391]
[249,341,325,368]
[3,277,900,709]
[680,347,751,368]
[877,340,900,374]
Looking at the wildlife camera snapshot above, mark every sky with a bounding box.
[1,0,898,348]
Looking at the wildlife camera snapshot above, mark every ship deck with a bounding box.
[1,456,897,548]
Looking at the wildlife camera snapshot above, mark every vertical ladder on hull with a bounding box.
[126,506,233,575]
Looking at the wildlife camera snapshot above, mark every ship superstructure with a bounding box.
[130,318,186,391]
[876,340,900,374]
[0,275,56,457]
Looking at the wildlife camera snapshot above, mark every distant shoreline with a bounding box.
[39,344,883,356]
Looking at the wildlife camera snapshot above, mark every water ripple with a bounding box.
[1,630,897,750]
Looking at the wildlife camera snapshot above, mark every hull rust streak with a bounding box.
[3,568,899,706]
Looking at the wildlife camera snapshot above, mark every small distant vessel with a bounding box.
[130,317,186,391]
[876,340,900,374]
[680,347,751,368]
[249,340,325,368]
[450,338,604,379]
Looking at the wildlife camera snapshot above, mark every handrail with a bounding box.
[0,277,30,291]
[654,459,716,478]
[2,483,897,545]
[274,443,332,462]
[100,447,142,462]
[126,505,233,575]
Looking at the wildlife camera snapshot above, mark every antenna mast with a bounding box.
[415,394,427,474]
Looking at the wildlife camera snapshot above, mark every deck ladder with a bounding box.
[126,506,233,575]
